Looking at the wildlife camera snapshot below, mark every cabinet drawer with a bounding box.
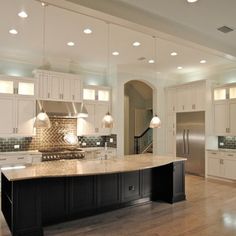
[222,152,236,159]
[0,155,32,166]
[207,151,221,158]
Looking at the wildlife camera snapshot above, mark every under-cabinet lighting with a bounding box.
[1,166,26,171]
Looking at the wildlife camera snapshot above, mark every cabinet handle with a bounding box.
[227,154,233,157]
[128,185,135,191]
[15,128,18,133]
[48,93,50,98]
[72,95,75,100]
[17,157,24,160]
[228,128,230,133]
[182,105,185,110]
[95,128,99,133]
[211,152,217,155]
[13,128,15,133]
[0,158,7,161]
[62,94,64,99]
[192,104,196,110]
[173,106,175,112]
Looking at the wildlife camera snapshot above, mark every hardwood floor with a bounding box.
[1,175,236,235]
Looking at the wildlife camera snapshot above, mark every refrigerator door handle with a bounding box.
[187,129,190,154]
[183,129,186,154]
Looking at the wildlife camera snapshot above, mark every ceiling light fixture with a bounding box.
[83,28,92,34]
[133,41,141,47]
[102,23,114,129]
[200,59,206,64]
[187,0,199,3]
[112,51,119,56]
[177,66,183,70]
[18,11,28,18]
[67,41,75,46]
[9,29,18,35]
[171,52,178,56]
[41,2,46,7]
[149,36,161,129]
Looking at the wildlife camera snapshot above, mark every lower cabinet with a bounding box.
[152,162,186,203]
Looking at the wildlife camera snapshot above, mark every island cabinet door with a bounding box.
[41,178,68,225]
[96,173,120,208]
[68,176,96,217]
[121,171,141,203]
[141,169,152,198]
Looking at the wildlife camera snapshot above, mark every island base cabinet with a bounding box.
[152,161,186,203]
[1,163,185,236]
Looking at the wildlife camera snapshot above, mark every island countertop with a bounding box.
[1,154,186,181]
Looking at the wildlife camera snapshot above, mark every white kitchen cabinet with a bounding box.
[176,82,205,112]
[207,150,236,180]
[214,99,236,135]
[166,88,176,113]
[77,102,111,136]
[34,70,82,102]
[0,76,36,137]
[165,113,176,156]
[83,85,111,102]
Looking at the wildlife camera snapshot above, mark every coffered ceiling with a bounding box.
[0,0,236,81]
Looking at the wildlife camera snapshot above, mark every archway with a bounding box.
[124,80,153,155]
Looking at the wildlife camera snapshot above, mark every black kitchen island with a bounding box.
[1,154,186,236]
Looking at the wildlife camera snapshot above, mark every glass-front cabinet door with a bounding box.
[0,80,14,95]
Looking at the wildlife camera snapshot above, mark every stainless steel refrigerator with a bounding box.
[176,111,205,176]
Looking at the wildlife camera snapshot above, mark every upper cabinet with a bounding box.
[176,82,205,112]
[33,70,82,102]
[213,83,236,135]
[0,76,36,136]
[83,85,110,102]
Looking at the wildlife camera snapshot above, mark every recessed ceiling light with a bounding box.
[112,51,119,56]
[148,59,155,64]
[200,60,206,64]
[18,11,28,18]
[9,29,18,35]
[187,0,198,3]
[177,66,183,70]
[133,41,141,47]
[67,42,75,46]
[171,52,178,56]
[41,2,47,7]
[83,28,92,34]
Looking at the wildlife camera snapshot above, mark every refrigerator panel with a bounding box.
[176,112,205,176]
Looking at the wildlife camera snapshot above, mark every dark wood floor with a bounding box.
[1,175,236,235]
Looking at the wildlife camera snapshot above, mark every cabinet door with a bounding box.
[72,78,81,101]
[223,159,236,180]
[208,157,220,177]
[0,79,14,96]
[77,103,95,135]
[229,100,236,134]
[49,74,61,100]
[177,86,191,112]
[69,176,96,216]
[141,169,152,198]
[121,171,141,202]
[16,98,35,136]
[194,83,205,111]
[0,97,15,135]
[61,77,71,101]
[95,103,110,135]
[97,174,120,207]
[214,101,228,135]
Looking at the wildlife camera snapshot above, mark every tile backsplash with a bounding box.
[218,136,236,149]
[0,117,117,152]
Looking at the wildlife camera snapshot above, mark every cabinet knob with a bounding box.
[128,185,135,191]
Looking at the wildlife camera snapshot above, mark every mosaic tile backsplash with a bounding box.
[218,136,236,149]
[0,117,117,152]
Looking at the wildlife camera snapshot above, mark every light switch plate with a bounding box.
[14,144,20,149]
[109,138,113,143]
[96,142,100,146]
[82,142,87,146]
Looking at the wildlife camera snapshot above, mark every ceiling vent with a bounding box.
[217,26,234,33]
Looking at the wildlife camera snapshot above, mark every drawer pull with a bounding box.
[227,154,233,157]
[0,158,7,161]
[211,152,217,155]
[17,157,24,160]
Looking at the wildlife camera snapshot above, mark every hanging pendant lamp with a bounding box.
[102,23,114,128]
[149,36,161,129]
[34,110,51,129]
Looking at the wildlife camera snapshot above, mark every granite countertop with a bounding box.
[2,154,186,181]
[206,148,236,153]
[0,150,42,156]
[81,147,116,152]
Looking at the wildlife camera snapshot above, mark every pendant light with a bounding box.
[78,103,88,118]
[149,36,161,128]
[102,23,114,128]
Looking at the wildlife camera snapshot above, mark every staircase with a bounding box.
[134,128,153,154]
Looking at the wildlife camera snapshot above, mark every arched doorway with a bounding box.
[124,80,153,155]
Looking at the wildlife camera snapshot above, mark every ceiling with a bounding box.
[0,0,236,82]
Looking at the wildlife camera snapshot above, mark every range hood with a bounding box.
[36,100,82,118]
